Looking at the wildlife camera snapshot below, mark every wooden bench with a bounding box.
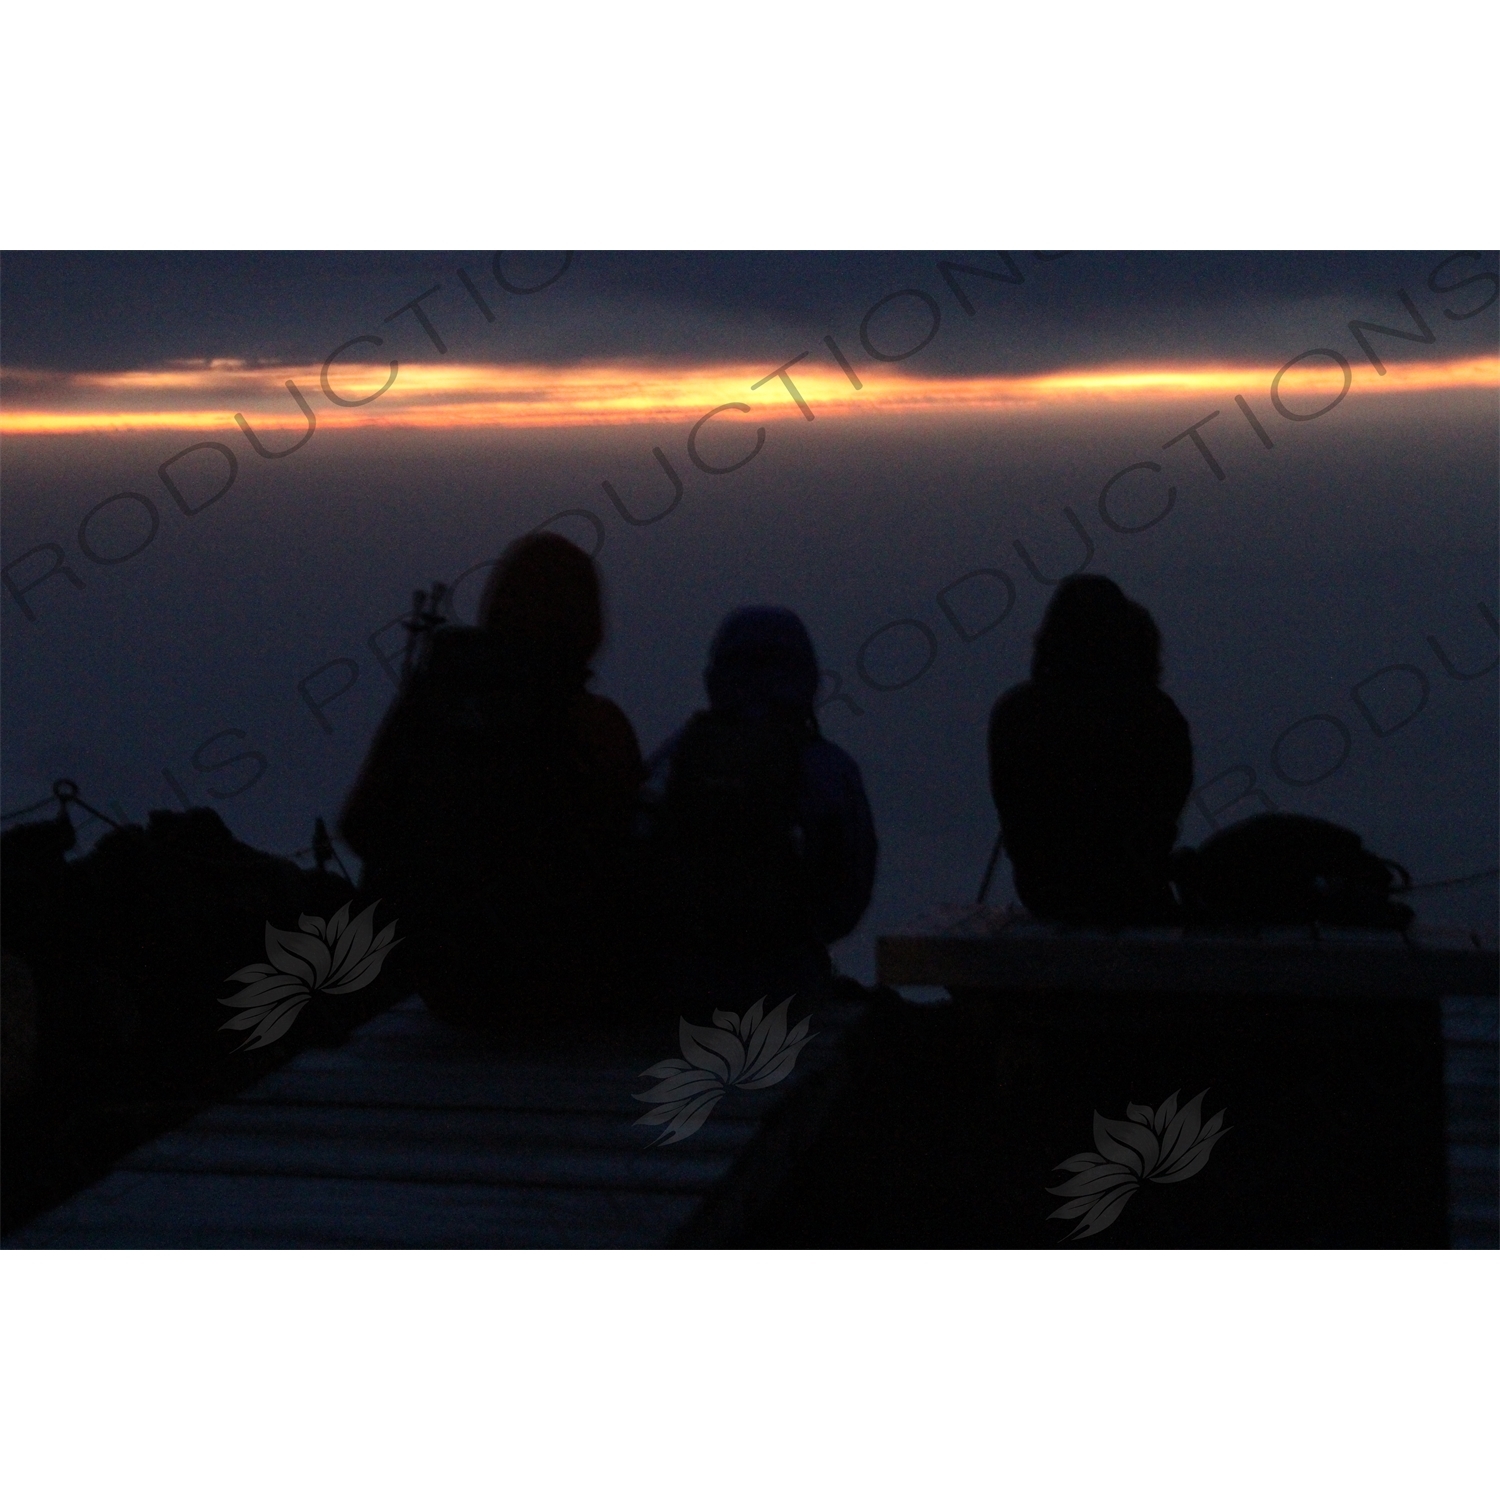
[4,992,860,1249]
[869,908,1497,1248]
[878,905,1498,997]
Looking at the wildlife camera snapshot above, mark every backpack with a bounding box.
[655,710,816,955]
[1171,813,1414,930]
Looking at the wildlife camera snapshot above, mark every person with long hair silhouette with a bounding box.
[341,533,644,1029]
[988,575,1192,924]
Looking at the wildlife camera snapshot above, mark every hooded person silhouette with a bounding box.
[340,533,645,1029]
[645,606,877,1006]
[988,575,1192,925]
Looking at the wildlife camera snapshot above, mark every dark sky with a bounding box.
[6,250,1495,374]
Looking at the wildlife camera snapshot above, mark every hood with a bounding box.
[704,606,820,720]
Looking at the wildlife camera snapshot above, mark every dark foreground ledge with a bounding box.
[10,916,1492,1249]
[4,993,860,1250]
[840,907,1498,1249]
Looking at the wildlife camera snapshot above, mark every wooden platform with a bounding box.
[878,906,1499,998]
[9,915,1490,1249]
[868,907,1497,1248]
[4,993,860,1249]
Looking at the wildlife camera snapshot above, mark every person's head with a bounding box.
[478,533,603,671]
[1031,574,1162,684]
[704,606,820,722]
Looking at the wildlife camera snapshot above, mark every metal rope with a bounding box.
[0,780,124,829]
[1407,866,1500,892]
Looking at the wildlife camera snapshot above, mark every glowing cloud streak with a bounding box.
[2,355,1495,435]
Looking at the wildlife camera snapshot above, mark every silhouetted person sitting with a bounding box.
[988,575,1192,925]
[646,606,877,1005]
[340,533,644,1030]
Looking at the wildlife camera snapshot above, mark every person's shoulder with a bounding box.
[988,680,1037,731]
[805,732,856,768]
[991,680,1035,711]
[803,733,864,788]
[1144,684,1190,726]
[578,691,643,757]
[579,689,632,729]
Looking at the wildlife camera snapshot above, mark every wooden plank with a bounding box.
[673,1026,853,1247]
[1445,1087,1500,1143]
[240,1058,679,1114]
[119,1123,742,1193]
[240,1051,812,1120]
[1441,997,1500,1045]
[1441,996,1498,1248]
[161,1099,760,1154]
[4,991,865,1249]
[877,909,1498,997]
[4,1170,704,1249]
[235,995,846,1120]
